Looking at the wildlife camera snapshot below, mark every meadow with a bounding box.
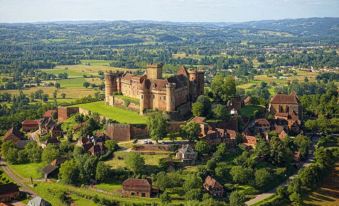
[74,101,148,124]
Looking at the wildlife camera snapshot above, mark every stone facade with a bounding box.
[105,64,204,115]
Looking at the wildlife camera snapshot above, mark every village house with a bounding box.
[122,178,152,198]
[253,118,271,134]
[78,136,107,156]
[227,95,244,111]
[3,128,24,143]
[175,144,197,164]
[21,119,40,132]
[41,158,65,179]
[39,117,63,138]
[269,91,302,134]
[0,183,19,203]
[203,176,224,197]
[243,134,257,149]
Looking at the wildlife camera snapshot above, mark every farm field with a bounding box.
[75,101,148,124]
[41,63,133,78]
[304,163,339,206]
[1,86,99,102]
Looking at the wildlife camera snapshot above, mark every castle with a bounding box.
[105,63,204,116]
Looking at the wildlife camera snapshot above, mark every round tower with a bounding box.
[105,72,114,104]
[166,83,176,112]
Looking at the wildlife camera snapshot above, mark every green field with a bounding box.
[105,151,169,169]
[75,101,147,124]
[33,182,160,206]
[9,162,45,179]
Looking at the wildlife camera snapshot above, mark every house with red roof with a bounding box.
[122,178,152,198]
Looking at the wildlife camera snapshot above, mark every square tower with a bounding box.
[146,63,163,80]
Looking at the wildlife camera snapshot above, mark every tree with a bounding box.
[185,189,202,201]
[255,139,270,160]
[125,153,145,175]
[195,95,212,117]
[55,82,61,89]
[211,75,236,102]
[293,134,310,158]
[180,122,200,142]
[192,102,204,117]
[160,191,171,204]
[255,168,272,189]
[95,161,111,182]
[269,137,292,166]
[147,112,167,142]
[229,191,245,206]
[42,144,60,163]
[83,82,90,88]
[183,174,202,192]
[59,160,79,185]
[24,141,42,162]
[299,164,321,190]
[230,166,253,184]
[212,104,229,120]
[104,140,118,152]
[213,143,228,161]
[195,140,209,155]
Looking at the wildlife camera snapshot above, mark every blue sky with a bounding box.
[0,0,338,23]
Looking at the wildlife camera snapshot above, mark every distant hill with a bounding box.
[228,17,339,37]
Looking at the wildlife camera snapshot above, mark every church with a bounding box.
[105,63,204,116]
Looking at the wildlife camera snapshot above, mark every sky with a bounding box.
[0,0,338,23]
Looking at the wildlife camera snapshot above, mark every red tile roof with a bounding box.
[204,176,223,189]
[271,93,299,104]
[22,119,40,126]
[122,178,151,192]
[43,110,57,118]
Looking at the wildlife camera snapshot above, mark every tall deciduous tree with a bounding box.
[125,153,145,175]
[211,75,236,102]
[147,112,167,142]
[180,122,200,142]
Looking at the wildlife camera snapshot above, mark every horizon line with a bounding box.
[0,16,338,24]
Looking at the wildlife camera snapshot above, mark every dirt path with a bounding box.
[0,160,37,196]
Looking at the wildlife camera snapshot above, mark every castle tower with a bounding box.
[105,71,114,104]
[196,70,205,96]
[166,83,176,112]
[146,63,163,80]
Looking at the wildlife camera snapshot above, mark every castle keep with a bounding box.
[105,64,204,115]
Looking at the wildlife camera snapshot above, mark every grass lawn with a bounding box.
[240,105,265,118]
[75,101,147,124]
[33,182,160,206]
[105,151,169,169]
[9,162,45,179]
[95,183,122,192]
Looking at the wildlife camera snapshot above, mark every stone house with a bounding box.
[21,120,40,132]
[243,134,257,149]
[122,178,152,198]
[41,158,65,179]
[203,176,224,197]
[0,183,19,203]
[253,118,271,133]
[176,144,197,164]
